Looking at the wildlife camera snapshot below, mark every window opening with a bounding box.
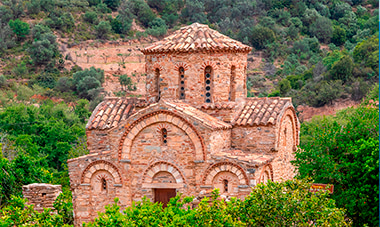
[229,66,236,101]
[161,128,168,145]
[155,68,161,101]
[204,66,213,103]
[101,178,107,191]
[223,179,229,193]
[179,67,185,99]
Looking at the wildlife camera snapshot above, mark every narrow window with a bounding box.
[101,178,107,191]
[223,179,229,193]
[179,67,185,99]
[204,66,213,103]
[229,66,236,101]
[161,128,167,145]
[283,128,287,147]
[155,68,161,101]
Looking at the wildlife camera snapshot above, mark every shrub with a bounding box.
[8,19,30,40]
[329,55,354,82]
[309,16,333,43]
[83,11,98,24]
[95,21,112,39]
[250,26,275,50]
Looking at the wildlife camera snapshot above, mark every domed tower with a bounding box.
[142,23,252,106]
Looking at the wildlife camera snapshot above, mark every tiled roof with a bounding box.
[142,23,252,54]
[86,98,147,130]
[200,102,236,110]
[164,100,232,130]
[232,97,293,126]
[212,149,274,166]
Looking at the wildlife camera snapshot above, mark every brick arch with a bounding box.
[174,62,189,71]
[81,160,122,184]
[142,161,186,184]
[152,63,164,72]
[277,107,300,149]
[118,110,206,161]
[203,162,249,185]
[200,61,218,71]
[258,164,273,184]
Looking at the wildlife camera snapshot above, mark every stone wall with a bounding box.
[22,183,62,213]
[231,125,277,152]
[145,52,248,105]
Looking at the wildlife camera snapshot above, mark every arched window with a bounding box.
[223,179,229,193]
[161,128,167,145]
[204,66,213,103]
[155,68,161,101]
[179,67,185,99]
[229,66,236,101]
[101,178,107,191]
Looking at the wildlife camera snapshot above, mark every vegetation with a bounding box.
[0,0,378,225]
[293,88,379,226]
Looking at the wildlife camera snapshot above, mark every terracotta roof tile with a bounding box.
[212,149,274,166]
[86,98,147,130]
[232,97,293,126]
[142,23,252,54]
[164,100,231,130]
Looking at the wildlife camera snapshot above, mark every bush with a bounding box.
[332,26,347,46]
[293,100,379,226]
[95,21,112,39]
[84,179,349,226]
[329,55,354,82]
[309,16,333,43]
[250,26,275,50]
[83,11,98,24]
[8,19,30,40]
[0,75,6,88]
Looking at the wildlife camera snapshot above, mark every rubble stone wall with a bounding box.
[22,183,62,213]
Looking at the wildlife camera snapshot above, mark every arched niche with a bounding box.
[203,162,249,186]
[118,111,206,161]
[142,161,186,188]
[258,164,273,184]
[81,160,122,186]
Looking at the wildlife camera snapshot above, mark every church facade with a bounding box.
[68,23,300,226]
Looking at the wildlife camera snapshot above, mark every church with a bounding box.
[68,23,300,226]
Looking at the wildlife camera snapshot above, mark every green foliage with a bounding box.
[28,31,59,66]
[83,11,98,24]
[118,74,136,91]
[95,21,112,39]
[329,55,354,82]
[0,195,73,226]
[146,18,167,37]
[293,101,379,226]
[0,101,87,171]
[104,0,121,11]
[73,67,104,100]
[332,26,346,46]
[250,26,275,50]
[84,179,349,226]
[116,1,134,34]
[309,16,333,43]
[9,19,30,40]
[353,36,379,73]
[278,78,291,96]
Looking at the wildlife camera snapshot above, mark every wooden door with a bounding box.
[154,189,176,208]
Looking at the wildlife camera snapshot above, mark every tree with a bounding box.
[95,21,112,39]
[329,55,354,82]
[250,26,275,50]
[353,36,379,73]
[28,33,58,65]
[118,74,136,91]
[278,78,291,96]
[309,16,333,43]
[116,1,134,34]
[293,97,379,226]
[332,26,346,46]
[8,19,30,40]
[104,0,120,11]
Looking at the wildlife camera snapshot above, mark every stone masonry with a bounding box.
[68,23,300,226]
[22,183,62,213]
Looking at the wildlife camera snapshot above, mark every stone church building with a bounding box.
[68,23,300,226]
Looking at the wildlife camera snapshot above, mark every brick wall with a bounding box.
[22,183,62,213]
